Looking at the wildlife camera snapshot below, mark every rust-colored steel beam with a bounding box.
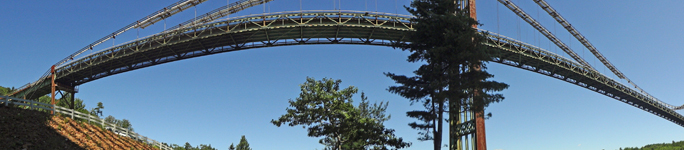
[467,0,487,150]
[50,65,56,114]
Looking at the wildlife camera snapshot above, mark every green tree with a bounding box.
[272,77,410,150]
[36,95,53,112]
[184,142,193,150]
[198,144,217,150]
[170,142,216,150]
[171,144,184,150]
[104,115,134,131]
[118,119,133,132]
[53,93,90,115]
[52,93,84,110]
[35,94,93,115]
[385,0,508,149]
[236,135,251,150]
[38,95,51,105]
[35,93,85,112]
[228,143,235,150]
[90,102,105,117]
[105,115,118,124]
[0,86,7,95]
[0,86,16,96]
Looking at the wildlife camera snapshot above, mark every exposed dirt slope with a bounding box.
[0,106,157,150]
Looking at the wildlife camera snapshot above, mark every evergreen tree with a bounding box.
[229,143,235,150]
[198,144,217,150]
[184,142,193,150]
[105,115,117,124]
[119,119,133,132]
[272,77,410,150]
[90,102,104,117]
[385,0,508,149]
[236,135,251,150]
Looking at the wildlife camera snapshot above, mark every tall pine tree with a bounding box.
[385,0,508,149]
[236,135,251,150]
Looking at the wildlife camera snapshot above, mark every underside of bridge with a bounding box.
[8,7,684,150]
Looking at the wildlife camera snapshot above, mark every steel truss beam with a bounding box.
[531,0,684,111]
[12,0,209,99]
[482,30,684,127]
[56,0,209,68]
[496,0,595,71]
[11,11,684,129]
[14,11,412,99]
[168,0,274,31]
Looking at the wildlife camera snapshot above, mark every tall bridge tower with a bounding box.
[451,0,485,150]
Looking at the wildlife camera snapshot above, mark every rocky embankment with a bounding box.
[0,106,157,149]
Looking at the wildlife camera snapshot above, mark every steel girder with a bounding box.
[11,11,684,128]
[452,120,476,137]
[482,31,684,127]
[13,11,413,99]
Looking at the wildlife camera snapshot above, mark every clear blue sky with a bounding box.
[2,0,683,149]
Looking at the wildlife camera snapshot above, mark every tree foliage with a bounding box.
[90,102,104,117]
[171,142,217,150]
[236,135,251,150]
[0,86,16,96]
[622,140,684,150]
[385,0,509,149]
[105,115,117,124]
[272,77,410,150]
[56,93,86,111]
[104,115,134,131]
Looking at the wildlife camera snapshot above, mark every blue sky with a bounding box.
[2,0,684,150]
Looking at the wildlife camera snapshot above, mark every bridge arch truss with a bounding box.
[12,10,684,128]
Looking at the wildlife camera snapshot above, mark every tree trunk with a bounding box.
[435,100,444,150]
[336,134,342,150]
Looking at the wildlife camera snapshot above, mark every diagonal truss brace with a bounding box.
[56,0,208,68]
[533,0,684,110]
[13,0,208,99]
[497,0,595,71]
[533,0,621,79]
[168,0,274,31]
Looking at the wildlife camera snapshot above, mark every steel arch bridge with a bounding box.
[10,10,684,131]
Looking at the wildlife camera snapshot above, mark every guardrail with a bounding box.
[0,95,172,150]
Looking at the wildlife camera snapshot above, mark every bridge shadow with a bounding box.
[0,106,85,150]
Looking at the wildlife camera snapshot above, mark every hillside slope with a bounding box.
[0,106,157,150]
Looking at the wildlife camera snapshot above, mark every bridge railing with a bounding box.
[0,96,172,150]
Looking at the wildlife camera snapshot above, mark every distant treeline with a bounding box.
[622,140,684,150]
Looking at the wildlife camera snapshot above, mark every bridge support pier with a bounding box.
[50,65,78,111]
[450,0,486,150]
[51,66,56,114]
